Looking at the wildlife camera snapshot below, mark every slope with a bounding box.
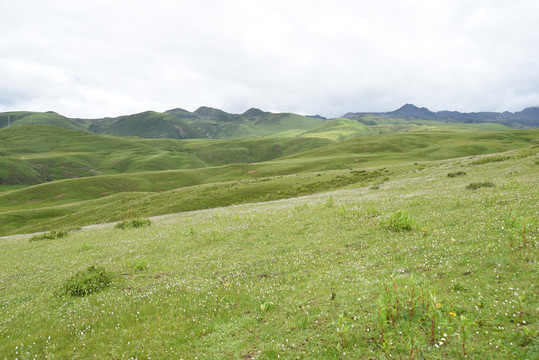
[1,129,537,235]
[0,149,537,359]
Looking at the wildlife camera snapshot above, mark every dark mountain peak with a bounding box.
[397,103,420,111]
[307,115,327,120]
[390,104,436,119]
[242,108,266,117]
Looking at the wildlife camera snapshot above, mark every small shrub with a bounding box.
[115,218,152,230]
[447,171,467,178]
[383,210,415,232]
[30,230,68,242]
[465,182,495,190]
[62,266,112,297]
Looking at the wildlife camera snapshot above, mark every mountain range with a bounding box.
[0,104,538,140]
[343,104,539,127]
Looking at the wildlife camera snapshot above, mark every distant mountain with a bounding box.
[342,104,539,128]
[2,104,538,141]
[0,107,326,140]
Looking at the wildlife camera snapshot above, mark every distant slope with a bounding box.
[0,107,328,140]
[89,111,205,139]
[168,107,327,139]
[286,129,539,163]
[0,125,208,185]
[0,111,89,131]
[343,104,539,128]
[300,118,377,140]
[0,125,332,185]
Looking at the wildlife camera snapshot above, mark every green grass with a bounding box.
[0,151,537,358]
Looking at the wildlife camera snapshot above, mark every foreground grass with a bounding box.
[0,150,537,359]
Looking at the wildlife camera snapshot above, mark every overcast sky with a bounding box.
[1,0,539,118]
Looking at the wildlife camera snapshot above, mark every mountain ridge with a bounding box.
[342,103,539,127]
[1,104,538,140]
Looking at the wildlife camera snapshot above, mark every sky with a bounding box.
[1,0,539,118]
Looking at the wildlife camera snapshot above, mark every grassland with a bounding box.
[0,147,537,359]
[1,128,537,236]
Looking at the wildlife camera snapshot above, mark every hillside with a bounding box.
[0,107,327,140]
[0,125,333,186]
[1,128,537,235]
[0,148,537,358]
[299,118,377,140]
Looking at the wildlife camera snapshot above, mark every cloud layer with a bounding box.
[1,0,539,118]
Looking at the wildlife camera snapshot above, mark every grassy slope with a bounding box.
[0,126,209,185]
[287,130,539,163]
[0,149,537,359]
[1,129,537,235]
[181,111,326,139]
[0,125,333,185]
[300,118,377,140]
[91,111,206,139]
[0,111,88,131]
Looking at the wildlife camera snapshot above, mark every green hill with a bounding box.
[0,125,333,186]
[89,111,206,139]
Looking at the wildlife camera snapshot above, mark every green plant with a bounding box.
[115,218,152,230]
[383,210,415,231]
[335,312,351,349]
[465,182,495,190]
[62,266,112,297]
[260,302,273,312]
[29,230,68,242]
[458,315,475,357]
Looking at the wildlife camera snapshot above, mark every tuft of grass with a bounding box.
[29,230,67,242]
[465,182,495,190]
[115,218,152,230]
[62,266,112,297]
[126,258,149,272]
[447,171,467,178]
[382,210,415,231]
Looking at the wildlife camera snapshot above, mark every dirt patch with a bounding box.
[54,193,65,198]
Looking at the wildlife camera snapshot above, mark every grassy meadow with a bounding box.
[0,144,538,358]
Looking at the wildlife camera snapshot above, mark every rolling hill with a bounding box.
[0,125,333,186]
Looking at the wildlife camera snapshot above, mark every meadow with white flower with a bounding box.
[0,147,537,359]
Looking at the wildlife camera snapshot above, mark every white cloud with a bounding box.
[1,0,538,118]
